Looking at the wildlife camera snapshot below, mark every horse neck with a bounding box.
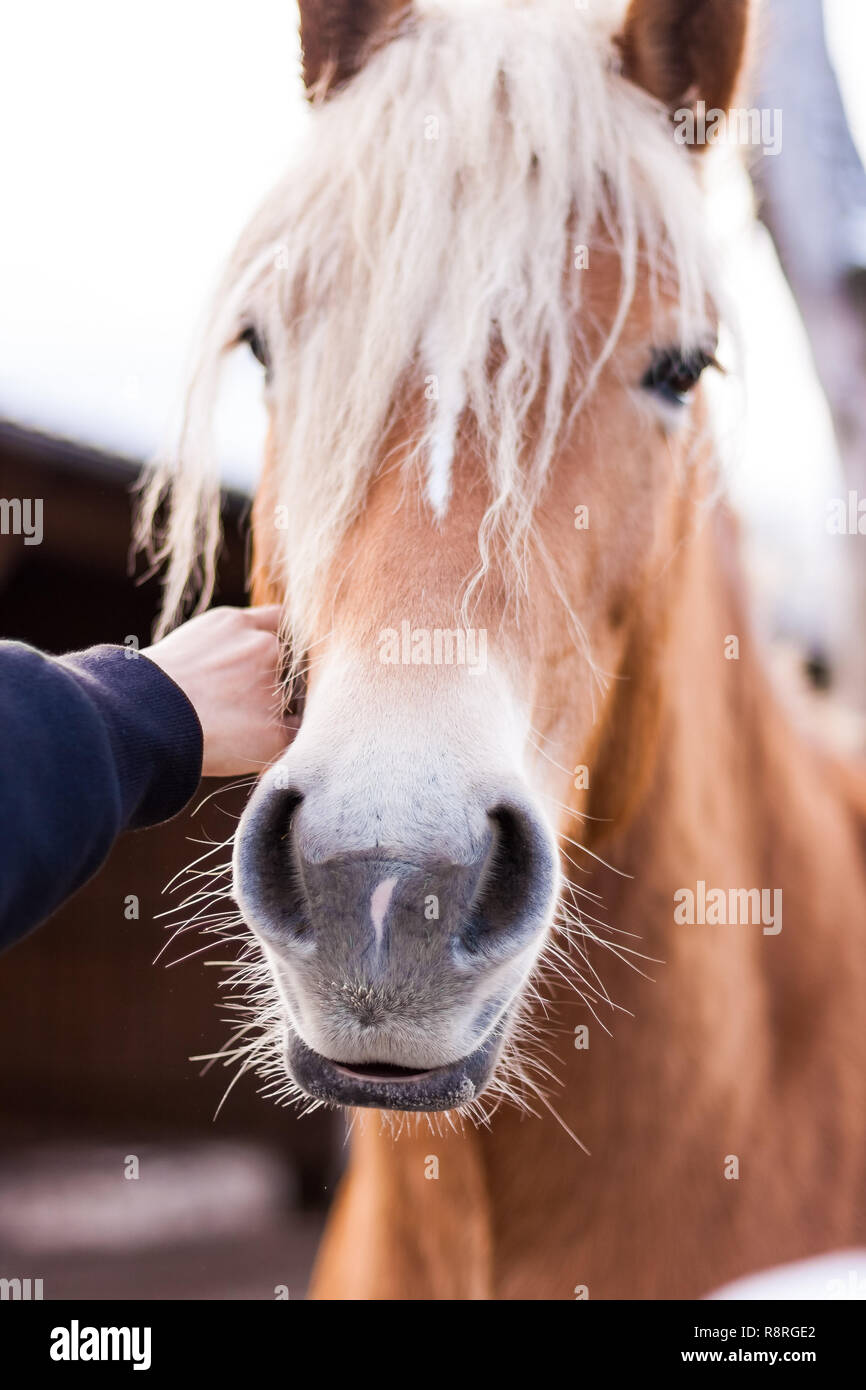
[543,498,864,1131]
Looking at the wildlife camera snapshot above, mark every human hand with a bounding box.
[143,605,295,776]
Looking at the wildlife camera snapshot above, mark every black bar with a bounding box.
[0,1298,859,1375]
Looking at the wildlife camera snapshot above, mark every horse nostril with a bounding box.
[460,803,557,957]
[281,789,304,838]
[481,808,534,929]
[233,783,311,940]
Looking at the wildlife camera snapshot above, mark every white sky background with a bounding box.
[0,0,864,638]
[0,0,306,489]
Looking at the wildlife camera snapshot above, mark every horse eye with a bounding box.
[642,346,715,406]
[239,325,270,372]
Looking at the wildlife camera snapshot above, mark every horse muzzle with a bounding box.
[233,757,559,1112]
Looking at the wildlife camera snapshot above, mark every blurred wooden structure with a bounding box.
[0,422,338,1212]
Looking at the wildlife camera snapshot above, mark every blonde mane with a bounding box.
[138,0,719,648]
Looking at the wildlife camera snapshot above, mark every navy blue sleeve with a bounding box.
[0,642,203,949]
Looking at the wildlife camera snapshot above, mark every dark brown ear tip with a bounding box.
[299,0,411,100]
[616,0,751,130]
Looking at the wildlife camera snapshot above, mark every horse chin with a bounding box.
[284,1025,507,1113]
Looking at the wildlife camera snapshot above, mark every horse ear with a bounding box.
[617,0,751,128]
[298,0,411,99]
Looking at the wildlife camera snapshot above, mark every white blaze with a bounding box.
[370,875,398,949]
[424,324,465,519]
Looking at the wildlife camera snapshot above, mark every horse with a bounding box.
[141,0,866,1298]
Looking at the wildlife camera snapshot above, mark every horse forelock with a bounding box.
[139,0,721,648]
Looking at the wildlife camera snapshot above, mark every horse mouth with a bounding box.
[285,1028,505,1112]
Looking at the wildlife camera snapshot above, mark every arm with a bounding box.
[0,606,288,949]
